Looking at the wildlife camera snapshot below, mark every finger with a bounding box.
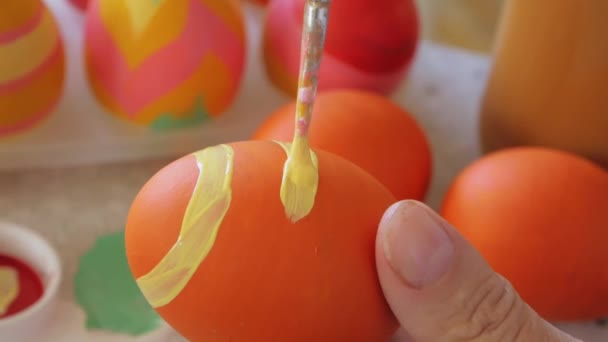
[376,200,579,342]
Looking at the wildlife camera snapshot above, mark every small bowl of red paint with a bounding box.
[0,221,61,341]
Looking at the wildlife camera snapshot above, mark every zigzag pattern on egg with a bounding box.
[84,0,246,130]
[0,0,65,137]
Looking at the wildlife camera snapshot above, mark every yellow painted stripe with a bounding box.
[137,144,235,308]
[99,0,188,69]
[125,0,170,37]
[0,10,59,84]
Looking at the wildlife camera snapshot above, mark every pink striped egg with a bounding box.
[84,0,247,130]
[0,0,65,138]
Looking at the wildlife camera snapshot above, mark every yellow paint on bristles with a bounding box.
[279,0,331,223]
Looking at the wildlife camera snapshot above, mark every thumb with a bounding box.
[376,200,579,342]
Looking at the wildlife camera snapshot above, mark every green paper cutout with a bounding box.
[150,96,211,131]
[74,230,161,336]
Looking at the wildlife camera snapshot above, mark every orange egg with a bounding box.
[253,90,432,201]
[125,140,399,341]
[440,147,608,321]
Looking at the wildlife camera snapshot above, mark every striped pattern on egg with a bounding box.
[0,0,65,138]
[84,0,247,131]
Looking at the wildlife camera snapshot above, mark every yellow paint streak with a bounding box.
[124,0,170,37]
[99,0,188,69]
[0,266,19,315]
[0,10,59,84]
[136,144,234,308]
[277,138,319,223]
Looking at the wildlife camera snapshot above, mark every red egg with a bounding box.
[68,0,89,11]
[263,0,419,96]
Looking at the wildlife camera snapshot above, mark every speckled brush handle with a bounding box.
[294,0,331,138]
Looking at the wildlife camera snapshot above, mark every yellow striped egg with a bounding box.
[84,0,247,131]
[0,0,65,138]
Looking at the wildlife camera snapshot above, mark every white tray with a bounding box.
[0,0,289,170]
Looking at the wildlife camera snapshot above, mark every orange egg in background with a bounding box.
[0,0,65,138]
[253,89,432,201]
[125,140,399,341]
[440,147,608,321]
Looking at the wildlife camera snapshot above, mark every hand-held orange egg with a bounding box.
[125,141,399,341]
[253,90,432,201]
[440,147,608,321]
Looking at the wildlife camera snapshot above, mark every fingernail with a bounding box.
[381,201,455,289]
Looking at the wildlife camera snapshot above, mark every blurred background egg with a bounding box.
[0,0,65,138]
[125,140,398,341]
[244,0,269,6]
[263,0,419,97]
[68,0,90,11]
[253,90,432,201]
[84,0,247,130]
[440,147,608,321]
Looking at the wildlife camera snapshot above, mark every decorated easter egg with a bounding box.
[68,0,90,11]
[263,0,419,96]
[125,140,399,341]
[84,0,246,130]
[0,0,65,138]
[253,89,432,200]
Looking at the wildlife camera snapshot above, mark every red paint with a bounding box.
[69,0,90,11]
[0,254,44,319]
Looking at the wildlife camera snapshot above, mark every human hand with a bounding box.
[376,200,581,342]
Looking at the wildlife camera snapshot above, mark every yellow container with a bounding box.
[480,0,608,168]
